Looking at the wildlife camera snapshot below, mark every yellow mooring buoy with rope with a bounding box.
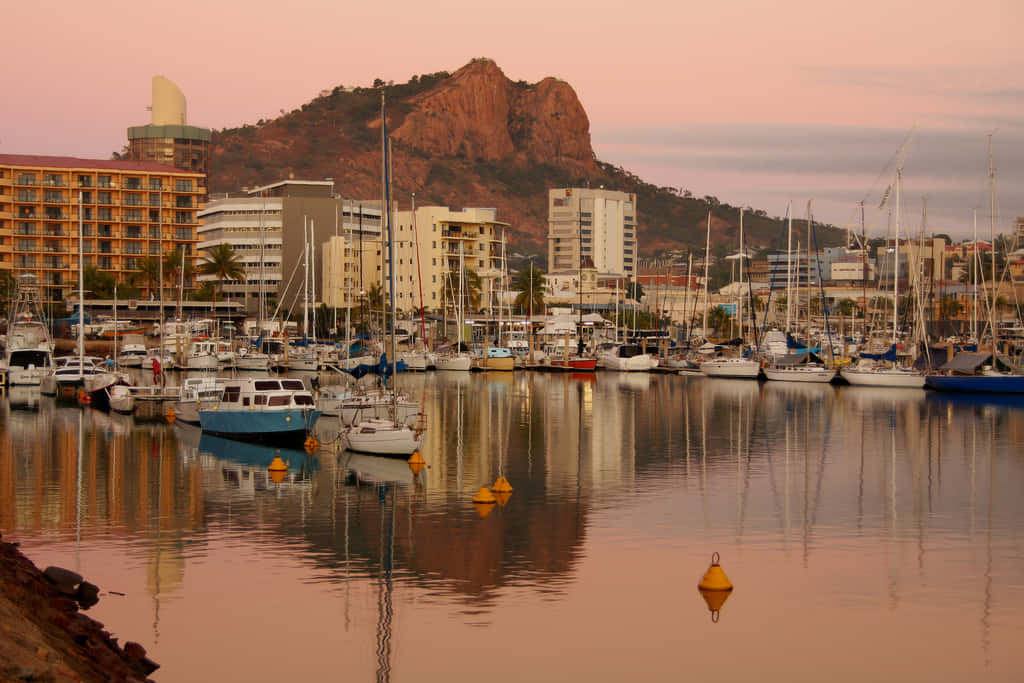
[164,406,176,424]
[304,435,320,454]
[408,451,426,475]
[697,552,734,622]
[492,476,513,493]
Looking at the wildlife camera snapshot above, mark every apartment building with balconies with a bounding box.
[0,154,204,305]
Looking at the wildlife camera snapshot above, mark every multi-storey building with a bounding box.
[0,154,203,305]
[199,188,383,316]
[386,206,508,314]
[127,76,211,197]
[547,188,636,279]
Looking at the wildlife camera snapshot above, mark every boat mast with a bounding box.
[302,216,309,340]
[702,211,711,338]
[971,208,978,341]
[988,134,998,359]
[578,195,584,355]
[412,192,427,349]
[382,96,398,413]
[785,201,793,332]
[738,208,745,344]
[77,191,84,367]
[893,169,901,348]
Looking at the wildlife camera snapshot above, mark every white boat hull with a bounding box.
[434,354,472,371]
[840,367,925,388]
[599,354,656,372]
[764,366,836,383]
[343,419,424,456]
[701,358,762,379]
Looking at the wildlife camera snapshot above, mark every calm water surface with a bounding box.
[2,373,1023,682]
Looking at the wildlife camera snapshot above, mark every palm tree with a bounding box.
[199,244,245,307]
[137,257,162,298]
[84,265,116,299]
[442,268,482,314]
[163,247,195,291]
[512,266,546,315]
[707,305,734,338]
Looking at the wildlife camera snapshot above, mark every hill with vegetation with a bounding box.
[208,58,846,265]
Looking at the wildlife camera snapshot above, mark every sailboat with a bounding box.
[434,245,473,371]
[764,202,836,383]
[840,165,926,388]
[702,209,762,379]
[342,97,427,456]
[926,136,1024,393]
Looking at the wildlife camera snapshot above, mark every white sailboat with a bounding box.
[342,98,425,456]
[841,164,925,388]
[435,245,473,371]
[702,209,761,379]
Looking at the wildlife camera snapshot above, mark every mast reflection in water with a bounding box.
[1,374,1023,681]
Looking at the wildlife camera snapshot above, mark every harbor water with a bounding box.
[2,372,1023,681]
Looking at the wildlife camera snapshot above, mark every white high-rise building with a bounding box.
[547,188,636,279]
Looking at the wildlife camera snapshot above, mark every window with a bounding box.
[98,175,112,188]
[149,243,160,254]
[125,209,143,221]
[125,257,139,269]
[99,241,112,253]
[149,178,162,190]
[16,173,36,185]
[125,194,142,206]
[80,192,92,204]
[77,175,93,187]
[175,228,190,239]
[255,395,267,405]
[44,190,62,202]
[97,208,112,220]
[175,196,192,208]
[174,179,192,192]
[175,211,191,224]
[149,193,160,206]
[17,239,36,250]
[44,174,64,187]
[16,189,37,201]
[124,177,141,189]
[150,226,160,238]
[98,191,112,204]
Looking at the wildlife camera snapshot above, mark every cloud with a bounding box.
[591,122,1024,237]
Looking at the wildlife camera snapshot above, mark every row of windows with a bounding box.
[14,173,196,192]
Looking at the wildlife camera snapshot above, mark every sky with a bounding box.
[2,0,1021,239]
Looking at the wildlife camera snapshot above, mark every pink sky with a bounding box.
[3,0,1021,234]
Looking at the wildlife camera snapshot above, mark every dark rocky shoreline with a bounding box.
[0,532,158,682]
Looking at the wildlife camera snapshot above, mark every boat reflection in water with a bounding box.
[176,422,318,490]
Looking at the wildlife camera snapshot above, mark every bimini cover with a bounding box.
[860,344,899,362]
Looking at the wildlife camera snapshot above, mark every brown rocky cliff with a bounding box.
[391,59,596,172]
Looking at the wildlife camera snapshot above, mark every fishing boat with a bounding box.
[115,334,148,368]
[4,275,54,386]
[41,355,107,397]
[198,377,321,445]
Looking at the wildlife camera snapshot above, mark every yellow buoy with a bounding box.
[472,486,496,505]
[408,451,426,475]
[268,455,288,472]
[492,476,513,493]
[304,435,320,454]
[473,501,495,519]
[493,490,512,507]
[269,468,287,484]
[164,406,176,423]
[697,553,734,623]
[697,552,734,591]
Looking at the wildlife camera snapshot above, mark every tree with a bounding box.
[0,270,15,317]
[837,298,858,318]
[84,265,116,299]
[707,306,734,337]
[625,281,645,302]
[512,266,546,315]
[137,257,162,297]
[941,295,963,319]
[163,248,195,290]
[199,244,245,307]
